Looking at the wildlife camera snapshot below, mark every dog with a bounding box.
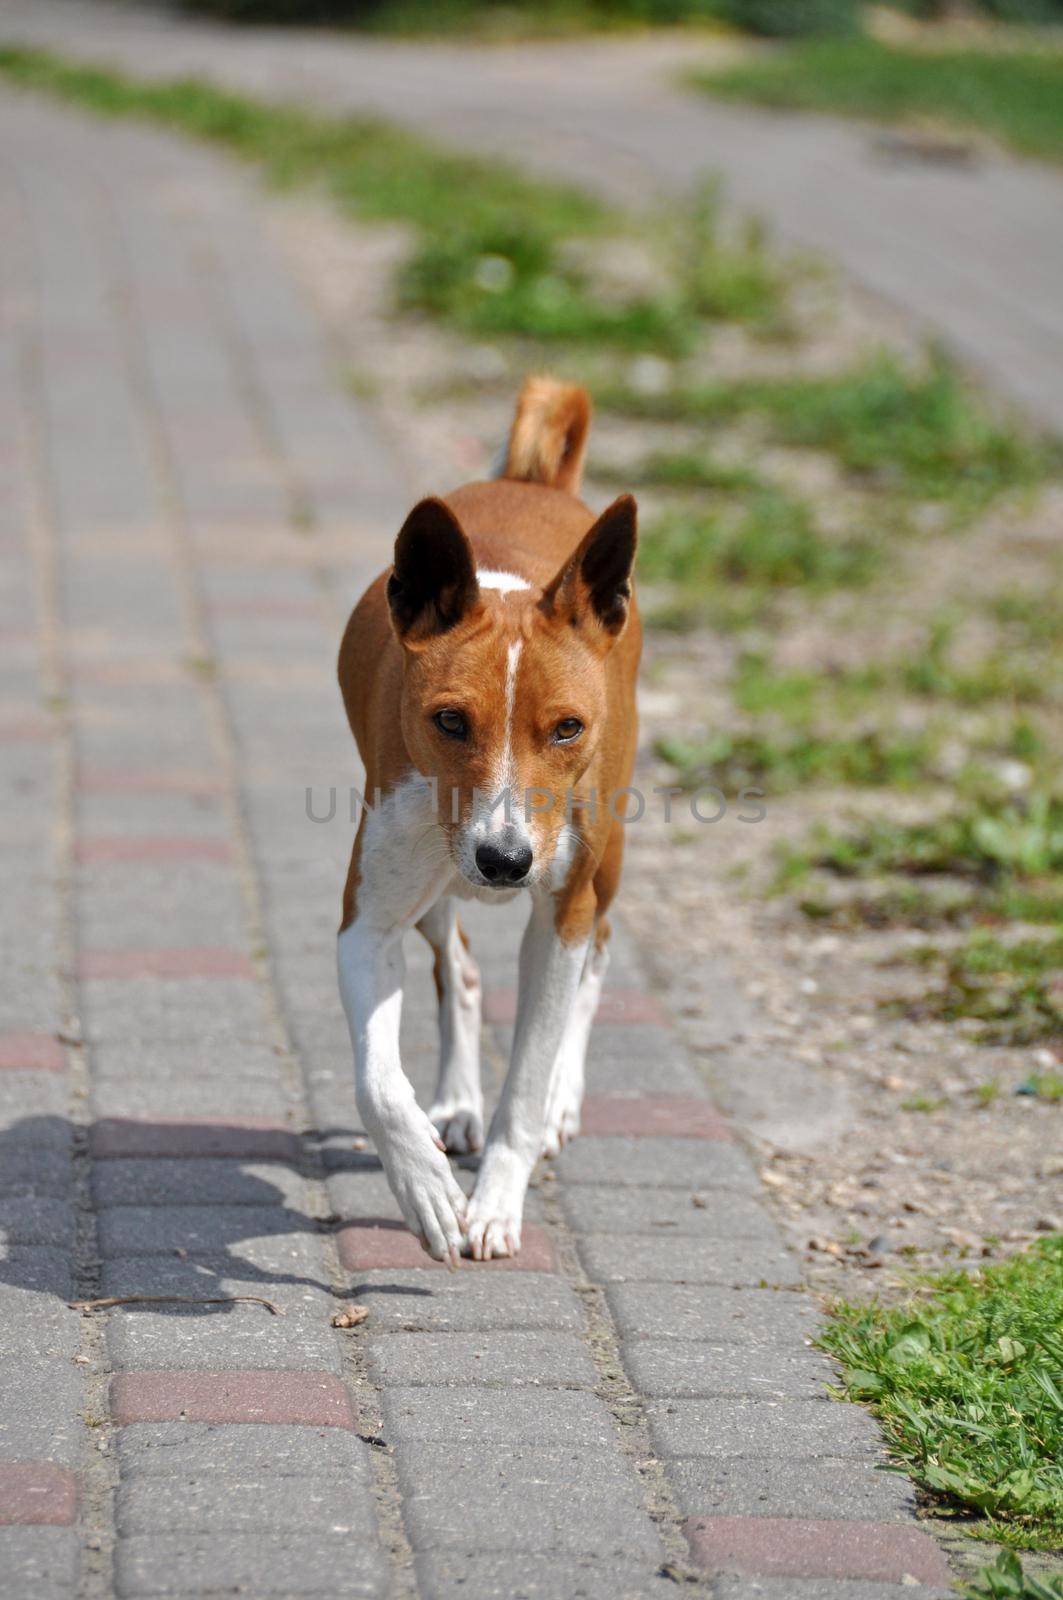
[336,377,640,1264]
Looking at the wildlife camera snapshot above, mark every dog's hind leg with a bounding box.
[418,898,484,1154]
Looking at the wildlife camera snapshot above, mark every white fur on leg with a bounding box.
[338,775,467,1264]
[421,898,484,1154]
[464,895,589,1259]
[541,939,608,1158]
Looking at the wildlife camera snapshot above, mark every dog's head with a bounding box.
[387,494,637,892]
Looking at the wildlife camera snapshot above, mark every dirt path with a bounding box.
[4,0,1063,434]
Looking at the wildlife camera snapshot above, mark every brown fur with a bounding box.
[338,381,639,947]
[503,376,591,497]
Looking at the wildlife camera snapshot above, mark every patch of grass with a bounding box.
[595,449,760,492]
[900,1092,946,1111]
[696,38,1063,167]
[598,351,1053,506]
[641,487,878,597]
[1019,1071,1063,1103]
[659,725,939,793]
[676,178,794,327]
[960,1550,1063,1600]
[821,1235,1063,1548]
[902,930,1063,1045]
[904,619,1051,708]
[777,795,1063,929]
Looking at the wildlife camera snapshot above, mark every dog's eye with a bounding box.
[553,717,584,744]
[433,709,468,739]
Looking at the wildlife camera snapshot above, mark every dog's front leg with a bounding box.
[464,892,591,1259]
[338,919,468,1265]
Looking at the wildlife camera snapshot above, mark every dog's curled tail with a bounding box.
[502,376,591,497]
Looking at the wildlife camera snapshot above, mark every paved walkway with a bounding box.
[0,89,958,1599]
[3,0,1063,435]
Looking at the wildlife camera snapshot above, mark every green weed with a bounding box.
[696,38,1063,167]
[902,931,1063,1046]
[821,1235,1063,1547]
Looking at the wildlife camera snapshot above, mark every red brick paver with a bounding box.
[76,837,234,864]
[78,949,253,980]
[90,1117,301,1161]
[0,1464,77,1526]
[483,987,667,1026]
[685,1516,953,1585]
[337,1219,556,1272]
[0,1033,66,1072]
[581,1095,733,1140]
[77,767,223,795]
[111,1371,356,1429]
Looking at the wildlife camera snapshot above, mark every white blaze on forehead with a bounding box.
[477,568,530,593]
[502,639,522,781]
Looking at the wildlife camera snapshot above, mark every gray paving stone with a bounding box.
[584,1030,704,1096]
[77,865,247,949]
[367,1330,597,1389]
[0,1079,70,1138]
[81,978,271,1045]
[0,1528,78,1600]
[647,1397,882,1460]
[91,1157,309,1209]
[667,1454,918,1520]
[415,1552,680,1600]
[621,1338,837,1400]
[0,1359,84,1463]
[0,1246,73,1300]
[557,1136,758,1191]
[578,1233,798,1287]
[90,1075,293,1121]
[114,1532,387,1597]
[608,1283,820,1346]
[75,790,229,840]
[395,1443,662,1559]
[0,1197,73,1249]
[97,1204,316,1257]
[105,1302,342,1372]
[381,1385,618,1446]
[711,1582,954,1600]
[90,1039,290,1083]
[0,1147,71,1199]
[0,1290,81,1363]
[349,1270,583,1333]
[116,1473,376,1535]
[116,1421,372,1479]
[100,1253,332,1304]
[563,1186,779,1241]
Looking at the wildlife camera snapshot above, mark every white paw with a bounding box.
[463,1204,522,1261]
[374,1107,468,1266]
[541,1079,581,1159]
[429,1099,484,1156]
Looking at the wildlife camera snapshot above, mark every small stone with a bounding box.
[332,1305,369,1329]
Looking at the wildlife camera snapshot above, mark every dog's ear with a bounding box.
[387,498,481,645]
[541,495,637,640]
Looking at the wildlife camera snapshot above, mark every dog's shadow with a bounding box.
[1,1114,443,1316]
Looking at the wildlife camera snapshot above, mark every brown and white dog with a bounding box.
[336,378,640,1264]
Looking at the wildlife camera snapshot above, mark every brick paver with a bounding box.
[0,83,956,1600]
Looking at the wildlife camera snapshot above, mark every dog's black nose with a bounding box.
[475,839,533,886]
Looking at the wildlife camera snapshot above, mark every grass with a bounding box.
[695,37,1063,167]
[821,1235,1063,1549]
[597,350,1054,507]
[902,931,1063,1046]
[658,725,939,792]
[960,1550,1063,1600]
